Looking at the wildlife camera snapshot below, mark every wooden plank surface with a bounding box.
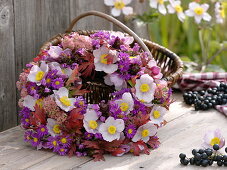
[0,93,226,170]
[0,0,17,131]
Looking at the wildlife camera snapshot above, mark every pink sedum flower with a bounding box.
[203,129,225,149]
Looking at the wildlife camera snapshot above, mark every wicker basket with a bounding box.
[39,11,183,104]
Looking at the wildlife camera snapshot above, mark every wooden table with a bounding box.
[0,93,226,170]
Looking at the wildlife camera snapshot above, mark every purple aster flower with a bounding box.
[131,100,148,115]
[118,52,130,72]
[47,136,60,151]
[19,107,31,117]
[30,133,41,147]
[21,117,30,127]
[26,63,33,68]
[112,88,131,99]
[37,125,49,137]
[84,132,93,140]
[57,147,68,156]
[90,31,110,40]
[120,44,128,51]
[82,152,87,156]
[125,125,136,139]
[132,43,140,52]
[100,116,106,122]
[109,101,122,119]
[52,78,64,89]
[44,87,51,93]
[24,130,33,142]
[74,96,87,114]
[78,144,85,150]
[59,135,72,148]
[94,133,103,140]
[47,69,58,78]
[26,82,38,96]
[75,151,83,157]
[92,39,100,49]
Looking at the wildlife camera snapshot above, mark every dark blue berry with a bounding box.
[223,155,227,161]
[225,147,227,153]
[179,153,186,160]
[201,153,208,159]
[216,155,222,161]
[195,153,201,160]
[192,149,198,155]
[198,149,204,154]
[213,144,220,151]
[208,160,213,165]
[201,160,209,167]
[205,149,213,156]
[190,158,195,165]
[217,161,223,166]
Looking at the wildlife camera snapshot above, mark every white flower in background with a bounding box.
[132,122,157,142]
[185,2,211,24]
[104,73,127,90]
[135,74,156,103]
[99,117,125,142]
[93,45,118,74]
[23,95,37,111]
[115,92,134,114]
[46,118,62,136]
[48,46,63,59]
[27,62,49,85]
[83,108,100,134]
[215,2,225,24]
[49,62,72,77]
[53,87,76,112]
[167,0,185,22]
[150,105,167,126]
[149,0,168,15]
[104,0,133,17]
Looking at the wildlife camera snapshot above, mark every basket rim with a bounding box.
[39,30,184,87]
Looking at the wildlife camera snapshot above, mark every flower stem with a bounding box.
[198,29,206,72]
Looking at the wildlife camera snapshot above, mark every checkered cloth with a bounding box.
[175,72,227,116]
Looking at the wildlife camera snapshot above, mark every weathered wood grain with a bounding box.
[0,0,17,131]
[69,0,111,31]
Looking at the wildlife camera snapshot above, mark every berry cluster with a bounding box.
[183,83,227,111]
[179,144,227,167]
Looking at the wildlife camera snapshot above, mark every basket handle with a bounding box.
[65,11,152,57]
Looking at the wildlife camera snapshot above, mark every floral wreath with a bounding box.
[17,30,172,161]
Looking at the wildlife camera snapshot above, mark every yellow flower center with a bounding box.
[140,84,150,92]
[88,120,98,129]
[153,110,161,119]
[100,54,108,64]
[158,0,164,4]
[114,0,125,10]
[141,129,149,137]
[26,136,30,140]
[79,101,84,105]
[35,98,43,107]
[33,138,38,142]
[120,102,129,112]
[210,137,221,146]
[46,78,51,83]
[25,119,29,122]
[55,81,60,85]
[59,96,71,106]
[108,125,117,135]
[175,5,183,13]
[35,71,45,81]
[194,7,204,15]
[61,69,66,74]
[61,138,67,144]
[40,128,45,132]
[52,140,57,146]
[53,124,61,134]
[128,129,133,134]
[60,148,65,152]
[220,9,225,18]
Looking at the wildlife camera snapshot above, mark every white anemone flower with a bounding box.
[53,87,76,112]
[23,95,37,111]
[150,105,167,126]
[49,62,72,77]
[149,0,168,15]
[48,46,63,59]
[99,117,125,142]
[132,122,157,143]
[104,73,127,90]
[83,108,100,134]
[104,0,133,17]
[115,92,134,114]
[27,62,49,85]
[46,118,62,137]
[215,2,225,24]
[110,31,134,45]
[167,0,185,22]
[185,2,211,24]
[135,74,156,103]
[93,45,118,74]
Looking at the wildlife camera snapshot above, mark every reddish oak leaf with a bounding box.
[100,140,123,152]
[111,148,125,157]
[82,140,100,150]
[68,144,77,158]
[30,104,46,126]
[78,51,95,78]
[93,152,105,161]
[147,136,160,149]
[66,65,80,86]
